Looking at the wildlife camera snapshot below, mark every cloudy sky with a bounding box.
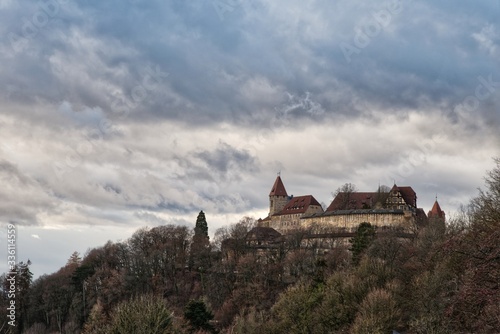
[0,0,499,277]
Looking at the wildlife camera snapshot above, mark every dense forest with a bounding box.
[1,158,499,334]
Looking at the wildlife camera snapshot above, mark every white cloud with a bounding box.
[473,24,499,56]
[0,0,498,276]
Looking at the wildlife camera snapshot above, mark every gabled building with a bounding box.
[327,192,381,211]
[386,185,417,210]
[326,185,417,211]
[245,226,282,247]
[260,175,445,234]
[304,184,429,232]
[260,175,324,233]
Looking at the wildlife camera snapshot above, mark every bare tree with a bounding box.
[332,183,358,210]
[374,185,391,208]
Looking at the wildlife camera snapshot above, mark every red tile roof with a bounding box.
[326,192,377,211]
[276,195,322,215]
[246,227,281,242]
[391,185,417,207]
[428,200,445,219]
[269,176,288,196]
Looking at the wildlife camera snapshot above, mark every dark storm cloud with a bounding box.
[171,141,260,188]
[195,142,259,177]
[0,0,498,129]
[0,0,499,278]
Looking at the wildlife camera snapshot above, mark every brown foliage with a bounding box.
[351,288,400,334]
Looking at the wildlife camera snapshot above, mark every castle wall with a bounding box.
[269,213,302,233]
[269,210,416,234]
[302,211,415,232]
[268,205,324,233]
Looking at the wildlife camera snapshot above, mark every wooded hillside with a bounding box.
[1,159,499,334]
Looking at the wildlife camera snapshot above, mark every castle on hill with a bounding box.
[258,175,446,234]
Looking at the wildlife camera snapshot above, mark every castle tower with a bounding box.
[269,175,289,216]
[428,199,446,222]
[427,199,446,232]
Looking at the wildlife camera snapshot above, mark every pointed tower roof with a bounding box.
[428,200,445,219]
[269,176,288,197]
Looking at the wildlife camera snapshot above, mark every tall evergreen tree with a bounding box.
[190,211,211,274]
[349,222,376,265]
[195,210,209,240]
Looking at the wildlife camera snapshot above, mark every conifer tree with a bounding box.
[184,299,216,333]
[349,222,376,265]
[66,251,82,267]
[195,210,209,240]
[190,211,211,274]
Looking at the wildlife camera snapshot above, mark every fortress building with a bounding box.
[260,175,324,233]
[426,198,446,232]
[259,175,441,234]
